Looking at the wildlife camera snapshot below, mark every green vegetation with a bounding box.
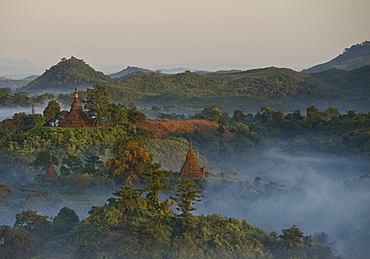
[0,79,369,258]
[20,57,114,93]
[0,171,338,258]
[311,65,370,98]
[110,66,153,80]
[0,78,30,89]
[303,41,370,73]
[104,67,343,112]
[0,89,54,107]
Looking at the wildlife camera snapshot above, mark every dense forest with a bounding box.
[11,57,370,113]
[0,82,369,258]
[19,57,114,93]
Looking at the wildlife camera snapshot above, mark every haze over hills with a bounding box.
[110,66,153,80]
[0,57,43,79]
[19,56,115,94]
[302,41,370,73]
[152,60,251,74]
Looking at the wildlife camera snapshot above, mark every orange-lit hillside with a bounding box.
[138,119,231,138]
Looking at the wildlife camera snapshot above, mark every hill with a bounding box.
[107,67,342,112]
[19,57,114,93]
[302,41,370,73]
[110,66,153,80]
[138,119,230,138]
[0,76,31,90]
[310,65,370,98]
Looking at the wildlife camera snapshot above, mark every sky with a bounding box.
[1,0,370,72]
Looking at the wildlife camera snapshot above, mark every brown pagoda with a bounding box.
[58,87,97,128]
[179,142,206,178]
[42,157,58,182]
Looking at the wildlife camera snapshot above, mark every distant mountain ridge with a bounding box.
[302,41,370,73]
[0,57,42,79]
[110,66,153,80]
[20,57,114,93]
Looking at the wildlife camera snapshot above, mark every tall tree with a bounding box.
[105,139,153,184]
[143,165,174,216]
[43,100,63,126]
[171,179,202,216]
[84,84,111,118]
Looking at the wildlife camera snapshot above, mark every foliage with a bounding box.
[20,57,114,93]
[43,100,65,126]
[105,138,154,184]
[170,179,202,216]
[0,225,36,258]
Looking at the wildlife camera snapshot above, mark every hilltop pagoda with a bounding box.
[179,142,206,178]
[58,87,97,128]
[42,157,58,182]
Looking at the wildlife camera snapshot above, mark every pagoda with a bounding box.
[58,87,97,128]
[42,157,58,182]
[179,142,206,178]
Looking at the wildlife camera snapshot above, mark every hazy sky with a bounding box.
[1,0,369,71]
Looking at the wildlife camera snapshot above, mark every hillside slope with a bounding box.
[110,66,153,80]
[310,65,370,97]
[109,67,336,101]
[138,119,230,138]
[20,57,114,93]
[302,41,370,73]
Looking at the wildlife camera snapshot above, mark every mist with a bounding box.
[195,148,370,256]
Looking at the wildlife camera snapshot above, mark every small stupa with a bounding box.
[58,87,97,128]
[42,157,58,182]
[179,142,206,178]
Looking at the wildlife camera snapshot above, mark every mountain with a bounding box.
[0,57,43,79]
[110,66,153,80]
[19,57,114,93]
[302,41,370,73]
[0,76,31,90]
[310,64,370,97]
[107,67,347,112]
[153,60,250,73]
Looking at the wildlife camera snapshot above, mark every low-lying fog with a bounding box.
[196,148,370,256]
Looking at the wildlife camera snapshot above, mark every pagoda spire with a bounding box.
[70,87,83,112]
[179,142,206,178]
[42,156,58,182]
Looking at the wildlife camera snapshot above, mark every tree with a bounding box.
[324,107,340,119]
[127,108,146,124]
[13,210,50,232]
[74,241,101,259]
[279,225,307,248]
[60,155,83,176]
[143,165,174,216]
[105,139,153,184]
[30,151,59,171]
[0,225,35,259]
[27,114,46,128]
[84,83,111,118]
[306,105,325,129]
[53,207,80,235]
[84,155,103,171]
[43,100,62,126]
[171,179,202,216]
[232,110,246,121]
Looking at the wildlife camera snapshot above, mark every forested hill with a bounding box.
[20,57,114,93]
[302,41,370,73]
[109,67,336,102]
[310,64,370,98]
[110,66,153,80]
